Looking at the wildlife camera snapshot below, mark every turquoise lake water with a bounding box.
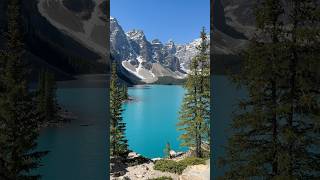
[211,75,246,178]
[34,75,244,179]
[35,76,108,180]
[123,85,187,158]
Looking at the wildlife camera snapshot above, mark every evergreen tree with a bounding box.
[0,0,47,179]
[177,28,210,158]
[121,84,129,101]
[36,69,46,122]
[277,0,320,178]
[220,0,320,179]
[44,71,58,122]
[110,62,129,157]
[37,69,58,123]
[163,142,171,158]
[219,0,285,178]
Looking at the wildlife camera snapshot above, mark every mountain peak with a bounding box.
[110,16,210,83]
[126,29,146,40]
[110,16,118,24]
[151,39,162,45]
[165,39,176,50]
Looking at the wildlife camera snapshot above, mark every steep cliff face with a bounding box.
[62,0,96,20]
[1,0,263,82]
[213,0,254,39]
[211,0,257,74]
[110,17,211,83]
[0,0,108,80]
[110,17,134,62]
[110,0,260,82]
[37,0,108,61]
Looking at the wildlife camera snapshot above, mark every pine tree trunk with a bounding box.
[271,80,278,176]
[194,82,201,158]
[288,46,296,177]
[271,20,279,177]
[288,1,299,175]
[199,125,202,158]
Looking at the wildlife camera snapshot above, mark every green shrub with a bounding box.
[179,157,206,167]
[153,157,207,174]
[148,176,173,180]
[153,160,186,174]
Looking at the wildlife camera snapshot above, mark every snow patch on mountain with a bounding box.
[110,17,209,83]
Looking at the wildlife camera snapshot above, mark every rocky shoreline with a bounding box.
[113,161,179,180]
[111,151,210,180]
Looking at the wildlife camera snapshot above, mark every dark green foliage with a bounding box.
[110,62,129,157]
[67,57,106,75]
[121,84,128,101]
[177,28,210,158]
[153,76,186,85]
[148,176,173,180]
[278,1,320,178]
[190,149,210,159]
[178,157,206,167]
[37,69,58,123]
[154,160,185,174]
[163,142,171,158]
[154,157,206,175]
[0,0,47,179]
[220,0,320,179]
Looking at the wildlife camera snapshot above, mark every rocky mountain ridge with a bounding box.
[110,17,210,83]
[0,0,260,83]
[0,0,109,80]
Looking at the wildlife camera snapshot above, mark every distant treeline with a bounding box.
[67,57,107,75]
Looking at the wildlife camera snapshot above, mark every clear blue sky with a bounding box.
[111,0,210,44]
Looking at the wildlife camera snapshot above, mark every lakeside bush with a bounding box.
[179,157,206,167]
[154,160,186,174]
[148,176,173,180]
[154,157,206,174]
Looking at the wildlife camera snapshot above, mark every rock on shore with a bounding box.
[179,160,210,180]
[113,162,179,180]
[111,157,210,180]
[111,150,210,180]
